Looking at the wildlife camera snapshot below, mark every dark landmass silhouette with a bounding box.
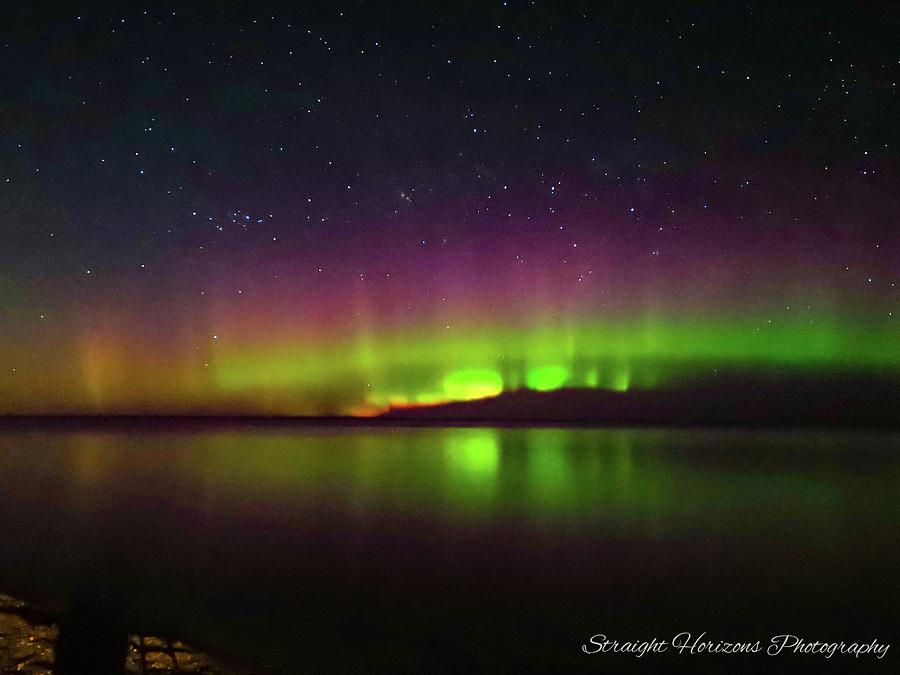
[0,374,898,430]
[381,374,900,429]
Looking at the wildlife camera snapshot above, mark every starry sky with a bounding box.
[1,1,898,415]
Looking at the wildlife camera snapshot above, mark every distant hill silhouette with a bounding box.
[1,374,898,430]
[381,374,900,428]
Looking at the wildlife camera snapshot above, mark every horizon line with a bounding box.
[0,413,897,433]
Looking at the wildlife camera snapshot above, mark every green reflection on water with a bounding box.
[444,429,499,478]
[526,430,576,503]
[443,429,500,506]
[3,428,897,543]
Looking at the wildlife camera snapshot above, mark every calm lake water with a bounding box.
[0,426,897,673]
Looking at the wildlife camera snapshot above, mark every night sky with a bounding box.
[1,1,898,414]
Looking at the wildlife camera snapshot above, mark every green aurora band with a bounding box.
[209,312,900,414]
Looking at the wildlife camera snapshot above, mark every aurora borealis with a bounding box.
[1,1,898,415]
